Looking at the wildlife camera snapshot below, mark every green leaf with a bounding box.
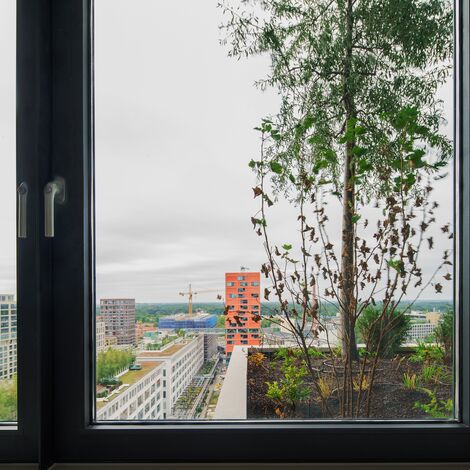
[282,244,292,251]
[270,161,283,174]
[351,214,361,224]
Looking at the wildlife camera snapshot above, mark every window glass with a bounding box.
[95,0,455,421]
[0,0,17,423]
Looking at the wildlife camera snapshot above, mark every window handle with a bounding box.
[17,182,28,239]
[44,177,66,238]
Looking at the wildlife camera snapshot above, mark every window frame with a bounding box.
[0,0,54,463]
[47,0,470,464]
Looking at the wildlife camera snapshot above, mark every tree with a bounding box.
[356,306,411,358]
[220,0,452,361]
[96,348,136,384]
[0,376,17,421]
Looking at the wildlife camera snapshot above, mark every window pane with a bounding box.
[94,0,455,421]
[0,1,17,423]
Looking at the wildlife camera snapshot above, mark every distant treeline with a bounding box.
[131,300,453,325]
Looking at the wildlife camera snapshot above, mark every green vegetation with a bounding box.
[0,376,17,421]
[96,348,135,384]
[266,349,310,418]
[434,310,453,359]
[356,306,411,358]
[414,388,453,419]
[403,373,419,390]
[145,335,177,350]
[410,343,445,365]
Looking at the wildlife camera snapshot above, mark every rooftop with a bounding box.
[137,343,186,357]
[96,361,161,410]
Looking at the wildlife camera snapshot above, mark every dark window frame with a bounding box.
[0,0,53,463]
[1,0,469,466]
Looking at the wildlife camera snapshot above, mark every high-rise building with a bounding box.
[0,294,17,380]
[100,298,136,346]
[96,315,106,354]
[225,272,261,357]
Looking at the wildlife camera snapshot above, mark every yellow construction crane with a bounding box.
[179,284,223,316]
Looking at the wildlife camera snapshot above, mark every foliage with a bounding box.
[317,377,333,401]
[0,376,17,421]
[403,373,419,390]
[353,375,370,392]
[433,310,453,359]
[421,364,445,385]
[357,306,411,358]
[249,352,267,367]
[221,0,453,419]
[96,348,135,384]
[266,352,310,417]
[410,342,445,365]
[414,388,453,418]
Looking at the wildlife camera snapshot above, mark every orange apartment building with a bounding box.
[225,271,261,357]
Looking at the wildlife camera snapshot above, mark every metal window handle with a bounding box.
[44,177,66,238]
[17,182,28,239]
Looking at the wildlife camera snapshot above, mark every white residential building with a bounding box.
[96,315,106,354]
[137,335,204,418]
[96,361,164,420]
[407,322,437,341]
[96,335,205,421]
[0,294,17,380]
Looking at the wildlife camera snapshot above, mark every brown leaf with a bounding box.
[252,187,263,198]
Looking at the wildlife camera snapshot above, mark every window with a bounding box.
[3,0,470,466]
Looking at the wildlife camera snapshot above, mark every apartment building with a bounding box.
[137,335,204,418]
[407,322,437,341]
[96,315,106,354]
[96,361,164,420]
[225,272,261,356]
[0,294,17,380]
[100,298,136,346]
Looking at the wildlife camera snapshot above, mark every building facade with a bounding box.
[407,322,437,341]
[158,312,216,329]
[100,298,136,346]
[0,294,17,380]
[96,315,106,354]
[137,335,204,418]
[96,361,164,420]
[225,272,261,356]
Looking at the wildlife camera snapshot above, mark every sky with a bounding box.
[0,0,455,304]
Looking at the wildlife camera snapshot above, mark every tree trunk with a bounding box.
[339,0,359,361]
[339,142,359,361]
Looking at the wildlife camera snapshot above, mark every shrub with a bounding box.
[266,351,310,417]
[433,310,453,360]
[356,306,411,358]
[414,388,453,419]
[410,342,444,365]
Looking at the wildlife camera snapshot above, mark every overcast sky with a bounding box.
[0,0,454,304]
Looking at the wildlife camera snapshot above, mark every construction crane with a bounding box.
[179,284,223,316]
